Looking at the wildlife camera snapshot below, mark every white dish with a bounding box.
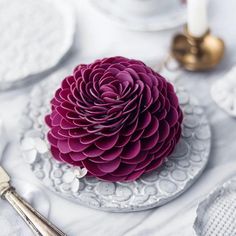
[20,67,211,212]
[90,0,186,31]
[0,0,75,91]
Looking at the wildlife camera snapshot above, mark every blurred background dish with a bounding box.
[0,0,75,91]
[90,0,186,31]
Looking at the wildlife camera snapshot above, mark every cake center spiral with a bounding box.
[45,56,183,182]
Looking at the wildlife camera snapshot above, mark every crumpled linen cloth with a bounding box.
[0,118,50,236]
[0,119,7,161]
[0,179,51,236]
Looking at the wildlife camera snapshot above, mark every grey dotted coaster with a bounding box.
[194,177,236,236]
[0,0,75,90]
[20,69,211,212]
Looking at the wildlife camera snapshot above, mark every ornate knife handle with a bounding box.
[2,187,66,236]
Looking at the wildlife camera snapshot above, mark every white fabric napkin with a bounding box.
[0,179,51,236]
[0,117,51,235]
[0,119,7,162]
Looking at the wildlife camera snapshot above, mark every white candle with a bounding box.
[187,0,208,37]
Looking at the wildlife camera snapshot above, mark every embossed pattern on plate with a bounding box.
[20,69,211,212]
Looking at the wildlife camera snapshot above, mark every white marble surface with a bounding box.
[0,0,236,235]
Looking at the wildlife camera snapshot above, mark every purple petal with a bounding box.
[69,152,87,161]
[69,128,88,138]
[141,132,159,150]
[59,89,70,101]
[135,155,154,171]
[130,129,144,142]
[116,135,131,147]
[52,113,62,126]
[82,160,106,176]
[60,153,82,166]
[50,127,66,140]
[121,141,141,159]
[45,115,52,127]
[166,106,178,127]
[68,138,89,152]
[80,134,101,145]
[121,119,138,136]
[158,120,170,142]
[57,139,71,154]
[89,157,107,163]
[143,116,159,138]
[47,132,58,147]
[138,112,151,130]
[122,151,148,164]
[95,134,119,150]
[125,169,145,181]
[138,73,153,87]
[168,91,179,108]
[51,146,63,161]
[82,145,105,157]
[97,158,121,173]
[100,147,123,161]
[116,71,134,86]
[145,158,163,173]
[111,163,137,177]
[153,141,172,159]
[60,119,76,129]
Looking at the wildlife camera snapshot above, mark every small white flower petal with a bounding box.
[62,171,75,183]
[80,168,88,177]
[74,167,87,178]
[71,178,80,193]
[33,138,48,154]
[21,138,34,151]
[23,149,37,164]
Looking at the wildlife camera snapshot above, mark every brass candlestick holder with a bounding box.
[171,26,225,71]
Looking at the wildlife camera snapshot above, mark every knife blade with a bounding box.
[0,166,11,197]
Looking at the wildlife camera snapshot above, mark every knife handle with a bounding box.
[3,187,66,236]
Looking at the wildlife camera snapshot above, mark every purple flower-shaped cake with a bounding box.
[45,56,183,182]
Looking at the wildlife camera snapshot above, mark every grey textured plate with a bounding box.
[20,68,211,212]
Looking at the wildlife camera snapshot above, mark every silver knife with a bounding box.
[0,166,67,236]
